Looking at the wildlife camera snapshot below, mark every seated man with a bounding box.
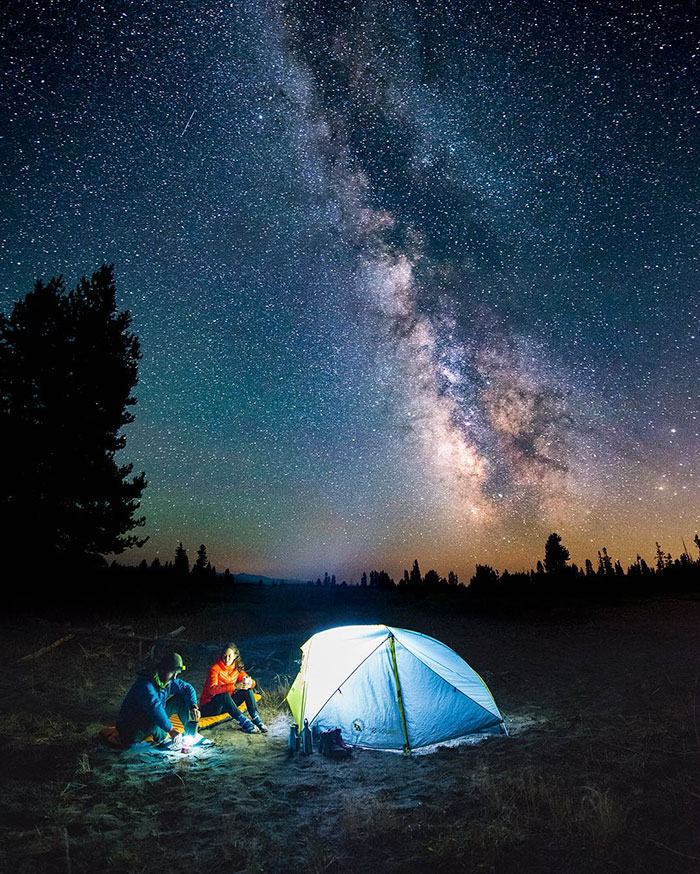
[116,651,200,747]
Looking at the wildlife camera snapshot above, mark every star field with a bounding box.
[1,0,697,579]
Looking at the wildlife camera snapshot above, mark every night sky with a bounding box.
[1,0,697,581]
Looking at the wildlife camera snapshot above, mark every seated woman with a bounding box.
[200,643,267,734]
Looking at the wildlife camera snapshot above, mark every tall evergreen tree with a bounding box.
[192,544,209,577]
[423,569,441,591]
[0,265,146,573]
[469,564,499,593]
[655,542,665,573]
[174,542,190,577]
[374,570,395,590]
[409,559,422,590]
[599,547,614,575]
[544,532,570,575]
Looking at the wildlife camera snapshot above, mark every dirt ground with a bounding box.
[1,591,699,873]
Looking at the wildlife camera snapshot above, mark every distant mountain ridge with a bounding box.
[232,572,309,586]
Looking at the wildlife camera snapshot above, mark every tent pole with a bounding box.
[300,640,311,728]
[389,634,411,756]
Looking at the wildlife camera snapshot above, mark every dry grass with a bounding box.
[0,711,78,742]
[75,751,91,774]
[339,795,403,843]
[259,673,293,716]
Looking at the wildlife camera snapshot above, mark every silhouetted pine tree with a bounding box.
[409,559,422,590]
[174,542,190,577]
[544,532,570,575]
[192,544,209,579]
[469,564,499,594]
[655,542,665,573]
[598,548,614,576]
[423,569,441,592]
[376,570,395,590]
[1,265,146,580]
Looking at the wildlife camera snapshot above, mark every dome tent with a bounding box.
[286,624,505,752]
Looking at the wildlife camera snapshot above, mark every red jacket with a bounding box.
[200,660,256,707]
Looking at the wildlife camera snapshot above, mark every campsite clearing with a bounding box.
[1,589,699,873]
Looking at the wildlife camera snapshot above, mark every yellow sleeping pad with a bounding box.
[99,693,262,746]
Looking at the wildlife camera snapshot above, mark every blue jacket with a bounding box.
[117,667,197,739]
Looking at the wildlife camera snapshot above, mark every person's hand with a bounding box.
[190,706,201,722]
[244,677,254,689]
[168,727,179,739]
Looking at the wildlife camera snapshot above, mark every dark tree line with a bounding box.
[1,266,146,589]
[105,541,235,611]
[352,532,700,604]
[133,542,225,586]
[467,532,700,602]
[352,561,460,594]
[100,530,700,615]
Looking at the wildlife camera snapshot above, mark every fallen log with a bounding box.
[18,633,75,663]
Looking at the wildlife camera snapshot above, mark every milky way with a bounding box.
[1,0,697,579]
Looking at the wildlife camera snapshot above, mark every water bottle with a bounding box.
[287,723,299,756]
[302,719,313,755]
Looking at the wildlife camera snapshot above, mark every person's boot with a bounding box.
[319,730,332,756]
[320,729,350,759]
[236,713,259,734]
[252,715,268,733]
[332,728,353,751]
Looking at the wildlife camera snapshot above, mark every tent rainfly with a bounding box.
[286,624,505,752]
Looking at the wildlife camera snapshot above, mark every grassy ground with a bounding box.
[1,587,699,873]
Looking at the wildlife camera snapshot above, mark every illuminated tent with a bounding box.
[286,624,505,752]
